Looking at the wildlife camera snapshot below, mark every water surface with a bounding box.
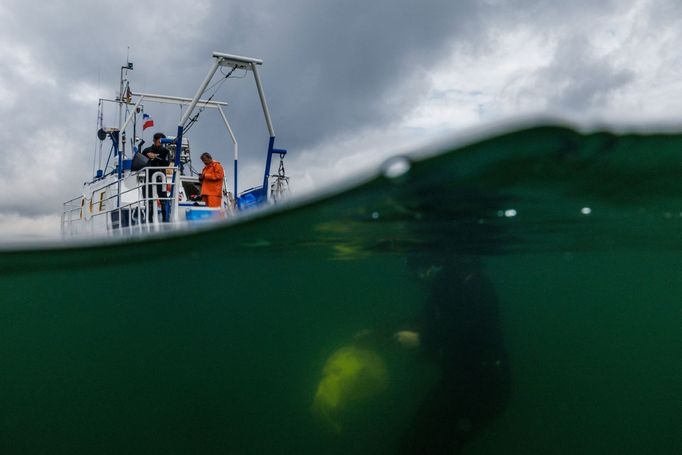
[1,125,680,453]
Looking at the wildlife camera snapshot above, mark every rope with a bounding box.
[270,154,290,202]
[183,65,240,133]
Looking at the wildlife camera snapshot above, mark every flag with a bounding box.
[142,113,154,131]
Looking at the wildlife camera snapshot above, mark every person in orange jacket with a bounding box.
[199,152,225,208]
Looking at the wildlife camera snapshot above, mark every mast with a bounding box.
[116,51,133,207]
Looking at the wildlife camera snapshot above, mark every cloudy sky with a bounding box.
[1,0,681,239]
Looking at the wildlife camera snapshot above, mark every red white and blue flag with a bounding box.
[142,113,154,131]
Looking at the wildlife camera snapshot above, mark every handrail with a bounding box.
[61,166,179,235]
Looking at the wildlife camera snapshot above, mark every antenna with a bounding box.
[119,47,134,101]
[126,46,133,70]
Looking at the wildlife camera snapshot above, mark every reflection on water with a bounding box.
[0,125,681,453]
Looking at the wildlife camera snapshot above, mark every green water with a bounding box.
[1,125,680,453]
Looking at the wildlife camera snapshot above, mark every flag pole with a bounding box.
[133,109,137,154]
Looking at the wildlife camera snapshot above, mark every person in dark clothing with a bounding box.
[395,257,510,454]
[141,132,171,222]
[142,132,171,166]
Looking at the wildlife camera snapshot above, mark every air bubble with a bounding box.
[581,207,592,215]
[382,156,412,179]
[371,212,380,220]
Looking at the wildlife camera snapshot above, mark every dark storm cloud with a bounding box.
[492,0,640,33]
[201,0,487,148]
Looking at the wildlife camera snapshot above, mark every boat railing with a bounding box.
[61,166,179,236]
[61,195,85,235]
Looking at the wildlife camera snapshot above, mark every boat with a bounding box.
[61,51,291,236]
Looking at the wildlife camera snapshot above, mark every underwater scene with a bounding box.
[0,125,680,454]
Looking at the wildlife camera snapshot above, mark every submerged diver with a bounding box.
[311,177,510,452]
[383,180,512,453]
[394,256,510,454]
[310,256,509,453]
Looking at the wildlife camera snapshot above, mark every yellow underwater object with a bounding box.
[311,346,388,433]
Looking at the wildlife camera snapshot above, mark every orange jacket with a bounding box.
[200,161,225,196]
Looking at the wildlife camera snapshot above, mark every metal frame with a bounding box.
[131,92,228,108]
[175,51,284,205]
[109,89,240,198]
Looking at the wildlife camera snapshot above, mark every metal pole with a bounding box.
[218,106,238,195]
[169,57,221,221]
[179,59,221,127]
[251,63,275,137]
[116,82,125,208]
[262,136,275,196]
[251,62,277,200]
[120,96,145,133]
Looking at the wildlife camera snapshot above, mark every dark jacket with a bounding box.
[141,144,170,167]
